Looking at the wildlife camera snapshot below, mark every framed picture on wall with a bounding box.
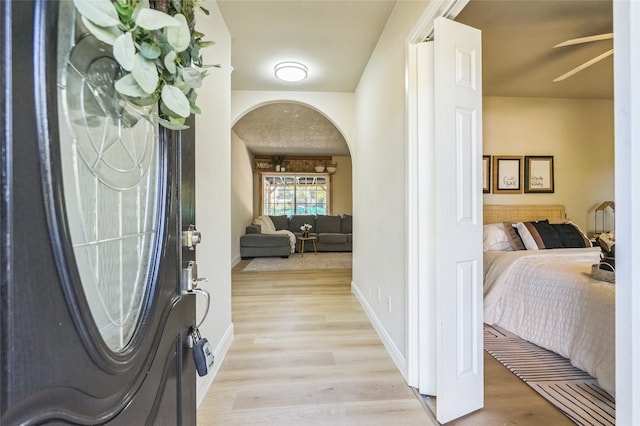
[524,155,554,193]
[493,156,523,194]
[482,155,491,193]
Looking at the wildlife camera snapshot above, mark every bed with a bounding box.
[482,205,615,397]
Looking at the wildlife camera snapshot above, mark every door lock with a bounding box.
[182,224,202,250]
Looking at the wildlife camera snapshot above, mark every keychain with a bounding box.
[191,326,214,377]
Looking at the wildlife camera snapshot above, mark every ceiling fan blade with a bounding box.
[553,49,614,82]
[554,33,613,48]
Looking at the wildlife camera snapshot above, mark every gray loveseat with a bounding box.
[240,214,352,259]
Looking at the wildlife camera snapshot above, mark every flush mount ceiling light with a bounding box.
[274,61,308,82]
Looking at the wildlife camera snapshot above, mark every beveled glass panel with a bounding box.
[56,1,160,351]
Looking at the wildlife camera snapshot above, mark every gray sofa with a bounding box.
[240,214,352,259]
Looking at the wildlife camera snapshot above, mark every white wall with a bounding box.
[193,1,234,405]
[230,130,255,265]
[483,96,614,234]
[352,1,430,379]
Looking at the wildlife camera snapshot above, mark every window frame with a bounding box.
[261,173,331,216]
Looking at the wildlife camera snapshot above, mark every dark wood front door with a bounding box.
[1,1,197,423]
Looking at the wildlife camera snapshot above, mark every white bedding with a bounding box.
[483,247,615,396]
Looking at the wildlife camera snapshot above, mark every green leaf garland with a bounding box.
[72,0,214,130]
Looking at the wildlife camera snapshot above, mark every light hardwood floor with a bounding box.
[197,261,572,425]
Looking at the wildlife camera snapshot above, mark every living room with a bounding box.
[230,102,353,265]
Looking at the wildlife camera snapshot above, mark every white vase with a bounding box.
[275,165,281,171]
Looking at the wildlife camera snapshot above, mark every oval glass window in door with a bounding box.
[56,1,161,351]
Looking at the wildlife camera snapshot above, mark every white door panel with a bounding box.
[433,16,483,423]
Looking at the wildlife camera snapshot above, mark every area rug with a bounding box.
[243,252,352,272]
[484,324,615,426]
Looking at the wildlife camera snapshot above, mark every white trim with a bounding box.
[416,41,437,396]
[196,323,234,408]
[231,254,242,268]
[406,0,469,43]
[405,41,420,388]
[351,281,408,380]
[614,1,640,424]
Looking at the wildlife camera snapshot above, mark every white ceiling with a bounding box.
[217,0,396,93]
[217,0,613,157]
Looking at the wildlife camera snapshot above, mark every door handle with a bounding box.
[182,260,210,330]
[182,260,208,293]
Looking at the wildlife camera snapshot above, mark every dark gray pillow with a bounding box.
[552,223,591,248]
[316,215,342,233]
[269,215,289,231]
[341,214,352,234]
[289,215,316,233]
[529,220,563,249]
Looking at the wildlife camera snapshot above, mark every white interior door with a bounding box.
[430,16,483,423]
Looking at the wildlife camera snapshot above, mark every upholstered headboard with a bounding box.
[483,204,566,224]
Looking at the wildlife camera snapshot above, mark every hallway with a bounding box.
[197,263,433,425]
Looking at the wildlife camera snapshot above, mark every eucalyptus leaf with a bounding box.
[166,14,190,52]
[139,42,162,60]
[164,50,177,75]
[170,0,183,14]
[113,3,131,20]
[128,94,159,107]
[73,0,120,27]
[114,73,148,97]
[157,116,189,130]
[135,8,180,30]
[132,0,150,19]
[180,67,203,89]
[132,53,159,94]
[161,85,190,118]
[81,16,121,45]
[196,5,210,15]
[188,89,197,103]
[186,90,202,114]
[113,32,135,71]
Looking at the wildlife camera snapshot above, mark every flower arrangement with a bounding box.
[300,223,312,237]
[72,0,215,130]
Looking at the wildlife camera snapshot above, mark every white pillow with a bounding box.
[483,223,513,252]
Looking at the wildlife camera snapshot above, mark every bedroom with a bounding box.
[408,0,616,423]
[458,0,615,422]
[457,0,614,235]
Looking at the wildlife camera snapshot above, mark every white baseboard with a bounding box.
[231,253,241,268]
[196,322,235,408]
[351,281,409,382]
